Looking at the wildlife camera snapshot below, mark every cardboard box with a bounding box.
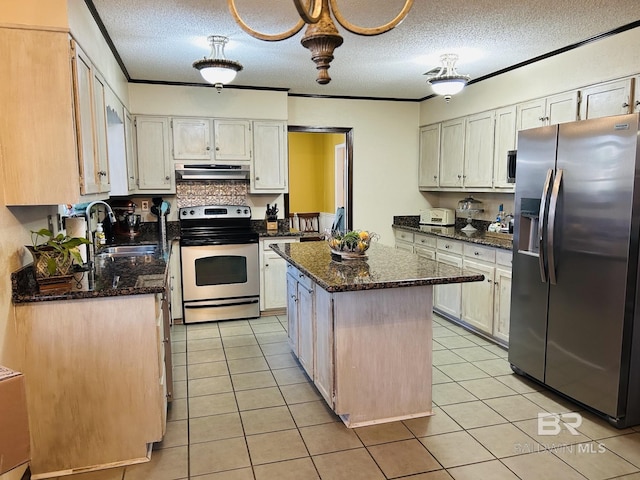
[0,367,30,475]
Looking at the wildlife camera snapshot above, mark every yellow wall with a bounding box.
[288,132,344,214]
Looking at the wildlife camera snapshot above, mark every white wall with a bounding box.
[288,97,426,246]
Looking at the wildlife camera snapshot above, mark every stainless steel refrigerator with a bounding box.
[510,113,640,428]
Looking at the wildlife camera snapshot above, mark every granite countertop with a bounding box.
[12,243,172,304]
[393,223,513,251]
[269,241,484,293]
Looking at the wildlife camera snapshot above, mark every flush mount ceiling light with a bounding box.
[193,35,243,92]
[425,54,470,98]
[228,0,414,85]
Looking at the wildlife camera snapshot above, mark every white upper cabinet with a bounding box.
[464,110,495,188]
[493,106,516,190]
[213,119,252,162]
[439,118,465,187]
[579,78,633,120]
[124,110,138,192]
[135,116,174,192]
[251,121,288,193]
[418,124,440,190]
[634,76,640,113]
[103,87,129,196]
[172,118,212,160]
[517,91,578,132]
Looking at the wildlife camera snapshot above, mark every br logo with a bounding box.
[537,412,582,435]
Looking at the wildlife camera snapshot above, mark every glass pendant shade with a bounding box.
[426,54,470,97]
[193,35,243,89]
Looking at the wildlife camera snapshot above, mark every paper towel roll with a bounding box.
[65,217,88,264]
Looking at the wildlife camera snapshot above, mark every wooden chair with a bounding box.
[296,212,323,241]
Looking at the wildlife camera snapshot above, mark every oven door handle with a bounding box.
[184,299,259,309]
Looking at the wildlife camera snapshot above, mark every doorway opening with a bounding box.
[285,126,353,234]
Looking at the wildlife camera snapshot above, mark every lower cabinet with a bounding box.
[260,237,299,312]
[11,294,170,477]
[169,239,183,322]
[394,228,512,344]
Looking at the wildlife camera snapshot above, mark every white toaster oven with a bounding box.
[420,208,455,226]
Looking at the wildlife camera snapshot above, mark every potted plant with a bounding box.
[27,229,90,285]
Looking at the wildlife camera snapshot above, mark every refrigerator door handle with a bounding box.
[538,168,554,283]
[547,168,563,285]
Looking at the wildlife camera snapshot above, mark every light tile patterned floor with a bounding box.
[54,314,640,480]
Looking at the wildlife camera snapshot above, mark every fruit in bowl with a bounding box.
[327,230,378,255]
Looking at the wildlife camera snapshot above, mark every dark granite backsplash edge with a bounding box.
[392,215,491,231]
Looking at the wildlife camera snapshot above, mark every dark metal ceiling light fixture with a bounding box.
[425,53,470,99]
[228,0,414,85]
[193,35,243,92]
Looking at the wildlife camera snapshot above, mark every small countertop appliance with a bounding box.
[419,208,455,226]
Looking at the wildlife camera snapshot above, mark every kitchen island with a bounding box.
[270,241,483,427]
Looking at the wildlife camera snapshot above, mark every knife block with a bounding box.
[266,220,278,231]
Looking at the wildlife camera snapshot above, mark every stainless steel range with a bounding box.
[179,205,259,323]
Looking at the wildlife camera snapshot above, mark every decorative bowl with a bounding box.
[326,230,378,260]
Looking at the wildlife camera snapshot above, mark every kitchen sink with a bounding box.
[96,244,159,257]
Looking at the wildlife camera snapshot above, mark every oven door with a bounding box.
[181,243,259,323]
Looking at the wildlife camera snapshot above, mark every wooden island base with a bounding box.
[288,264,435,427]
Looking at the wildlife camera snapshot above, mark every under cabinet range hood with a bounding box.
[175,162,250,181]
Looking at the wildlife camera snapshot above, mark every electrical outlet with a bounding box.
[141,201,149,212]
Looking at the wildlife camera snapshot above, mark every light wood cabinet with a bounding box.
[0,28,85,205]
[214,119,252,161]
[260,238,299,312]
[418,124,441,189]
[135,116,174,192]
[72,41,110,196]
[493,106,517,190]
[464,110,495,188]
[579,78,633,120]
[439,118,466,187]
[11,294,169,477]
[172,117,212,160]
[251,121,288,193]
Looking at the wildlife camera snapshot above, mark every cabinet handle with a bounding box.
[457,174,462,179]
[265,263,269,267]
[256,176,260,180]
[538,116,545,122]
[206,146,211,150]
[216,146,220,151]
[445,245,450,249]
[474,251,479,256]
[433,175,437,180]
[623,102,630,108]
[487,279,492,283]
[635,100,640,108]
[165,176,170,180]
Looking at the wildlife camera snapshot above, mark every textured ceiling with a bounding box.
[90,0,640,100]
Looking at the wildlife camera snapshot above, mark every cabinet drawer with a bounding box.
[415,246,436,260]
[495,249,513,267]
[287,264,314,291]
[436,238,463,255]
[394,229,415,243]
[464,243,496,263]
[262,237,298,251]
[414,233,437,249]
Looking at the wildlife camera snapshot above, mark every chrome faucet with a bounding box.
[85,200,116,265]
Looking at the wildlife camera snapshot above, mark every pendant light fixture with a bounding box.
[425,54,470,98]
[193,35,243,92]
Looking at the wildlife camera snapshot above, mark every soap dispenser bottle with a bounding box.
[95,222,106,246]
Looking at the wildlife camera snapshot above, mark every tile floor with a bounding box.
[54,314,640,480]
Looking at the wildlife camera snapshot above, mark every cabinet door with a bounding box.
[214,119,252,161]
[493,267,512,343]
[297,281,315,378]
[493,106,516,190]
[263,251,288,310]
[73,45,100,195]
[286,273,299,355]
[170,240,183,321]
[546,91,578,125]
[415,246,435,260]
[251,121,288,193]
[516,98,546,133]
[124,110,138,192]
[461,259,495,334]
[439,118,465,187]
[172,118,212,160]
[579,79,632,120]
[634,76,640,113]
[418,124,441,189]
[464,111,494,188]
[434,252,462,318]
[395,241,414,253]
[92,72,110,192]
[314,288,334,407]
[135,116,173,191]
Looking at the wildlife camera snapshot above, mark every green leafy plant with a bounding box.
[29,228,90,276]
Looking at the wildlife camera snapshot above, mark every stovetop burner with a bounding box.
[179,204,258,246]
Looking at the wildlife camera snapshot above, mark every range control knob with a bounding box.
[236,208,242,214]
[244,209,249,215]
[190,210,195,215]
